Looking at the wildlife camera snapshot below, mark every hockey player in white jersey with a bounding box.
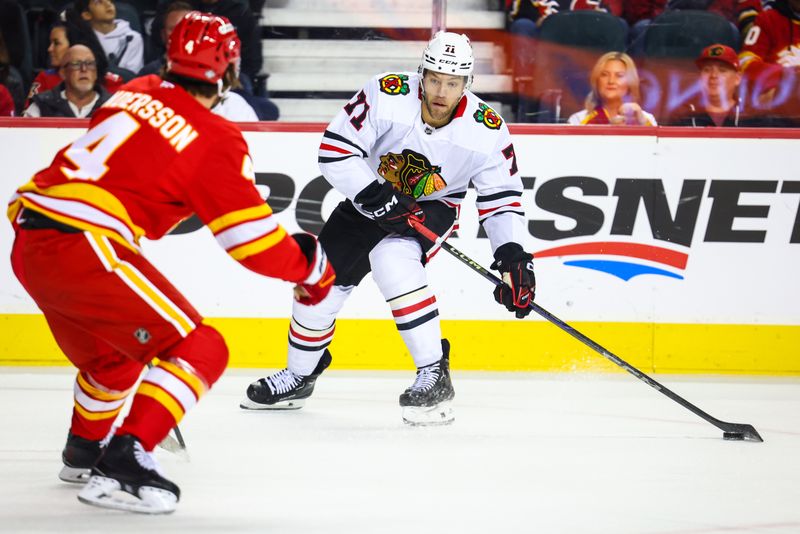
[241,31,535,425]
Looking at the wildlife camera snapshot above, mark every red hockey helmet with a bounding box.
[167,11,241,85]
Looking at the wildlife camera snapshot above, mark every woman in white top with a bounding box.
[568,51,657,126]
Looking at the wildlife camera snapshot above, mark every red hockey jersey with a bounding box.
[8,75,310,283]
[740,8,800,90]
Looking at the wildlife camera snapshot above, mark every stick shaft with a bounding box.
[410,219,738,433]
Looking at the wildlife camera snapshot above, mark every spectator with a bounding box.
[625,0,738,54]
[0,29,15,115]
[77,0,144,74]
[506,1,624,122]
[736,0,772,35]
[150,0,262,93]
[212,91,259,121]
[24,44,110,118]
[739,0,800,99]
[508,0,622,29]
[568,51,657,124]
[0,27,24,115]
[141,1,269,121]
[26,22,124,108]
[139,0,192,75]
[663,44,747,125]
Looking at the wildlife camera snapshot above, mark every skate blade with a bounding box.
[402,401,455,426]
[239,397,306,410]
[59,465,91,484]
[78,475,177,515]
[157,433,190,462]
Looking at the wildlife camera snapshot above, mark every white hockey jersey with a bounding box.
[318,71,527,252]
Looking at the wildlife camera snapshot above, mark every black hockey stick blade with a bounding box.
[408,218,764,443]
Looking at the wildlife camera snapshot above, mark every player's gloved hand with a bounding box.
[355,181,425,236]
[490,242,535,319]
[292,233,335,305]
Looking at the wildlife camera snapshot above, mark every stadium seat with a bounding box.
[538,10,628,52]
[642,10,739,59]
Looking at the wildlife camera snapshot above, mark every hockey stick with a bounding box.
[408,218,764,443]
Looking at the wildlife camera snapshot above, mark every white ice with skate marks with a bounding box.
[1,369,799,533]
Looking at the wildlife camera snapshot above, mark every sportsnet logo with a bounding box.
[535,241,688,281]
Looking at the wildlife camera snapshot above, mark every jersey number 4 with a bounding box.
[343,90,370,131]
[61,112,141,181]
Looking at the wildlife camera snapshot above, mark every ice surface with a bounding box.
[0,369,798,533]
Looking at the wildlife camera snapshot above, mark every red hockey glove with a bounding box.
[292,233,336,305]
[355,181,425,237]
[490,242,535,319]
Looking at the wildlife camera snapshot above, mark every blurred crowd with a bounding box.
[1,0,799,126]
[0,0,276,120]
[506,0,800,125]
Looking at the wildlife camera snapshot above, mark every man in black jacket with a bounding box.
[664,44,746,127]
[24,44,110,118]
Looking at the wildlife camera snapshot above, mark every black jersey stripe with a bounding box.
[319,154,360,163]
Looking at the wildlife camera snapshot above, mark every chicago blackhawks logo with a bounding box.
[378,74,410,96]
[473,103,503,130]
[377,149,446,199]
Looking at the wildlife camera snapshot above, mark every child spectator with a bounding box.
[77,0,144,74]
[568,51,657,124]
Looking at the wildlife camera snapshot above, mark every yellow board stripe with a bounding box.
[158,360,206,397]
[207,204,272,234]
[77,373,129,401]
[3,315,799,375]
[228,226,287,261]
[89,234,195,336]
[73,401,123,421]
[137,382,184,422]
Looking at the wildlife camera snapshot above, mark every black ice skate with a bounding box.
[240,350,332,410]
[59,432,104,483]
[399,339,455,426]
[78,434,180,515]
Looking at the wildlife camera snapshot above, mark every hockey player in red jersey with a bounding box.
[241,32,535,425]
[7,12,333,514]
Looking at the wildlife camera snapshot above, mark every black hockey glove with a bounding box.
[490,242,535,319]
[354,181,425,237]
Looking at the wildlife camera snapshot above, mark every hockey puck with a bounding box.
[723,432,745,440]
